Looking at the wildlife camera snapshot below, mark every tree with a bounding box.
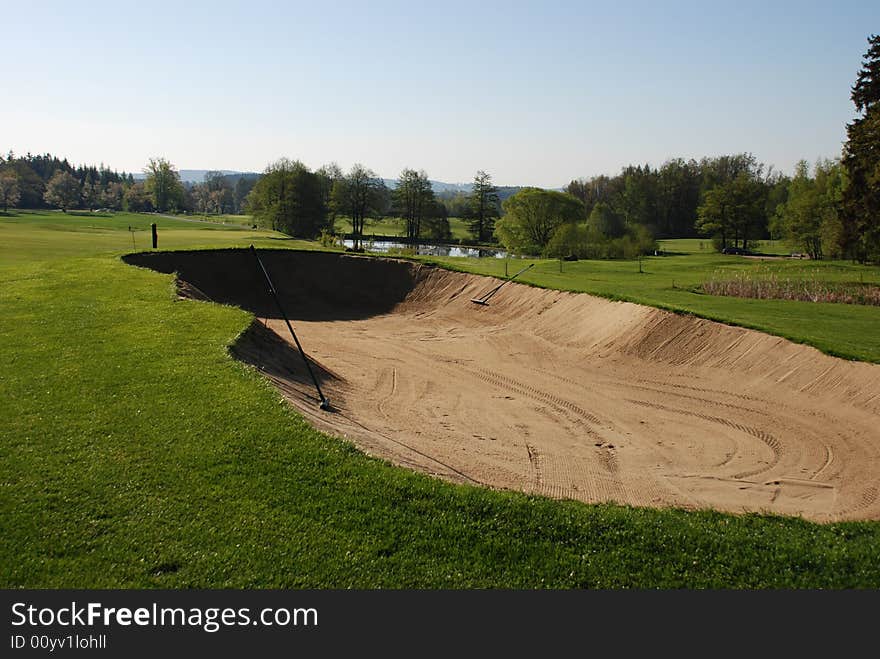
[192,183,212,216]
[0,171,20,212]
[8,161,46,208]
[565,174,622,219]
[101,182,125,211]
[495,188,584,255]
[43,171,80,212]
[656,158,702,237]
[545,222,590,260]
[773,160,836,259]
[123,182,153,212]
[233,176,256,215]
[467,170,500,242]
[619,164,658,228]
[316,162,343,230]
[144,158,184,213]
[422,199,451,240]
[586,202,625,238]
[392,168,434,241]
[330,164,386,250]
[81,176,100,210]
[205,171,232,214]
[247,159,328,238]
[696,173,765,251]
[841,34,880,262]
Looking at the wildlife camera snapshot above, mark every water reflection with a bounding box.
[342,239,507,259]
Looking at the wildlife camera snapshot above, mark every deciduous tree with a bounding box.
[43,171,80,212]
[393,169,434,241]
[81,176,100,210]
[247,159,328,238]
[144,158,184,213]
[696,173,765,251]
[0,171,20,212]
[774,160,844,260]
[330,164,387,250]
[495,188,584,255]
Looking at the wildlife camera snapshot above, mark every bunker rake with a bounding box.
[470,263,534,306]
[250,245,332,411]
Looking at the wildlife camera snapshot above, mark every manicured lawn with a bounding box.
[1,212,879,588]
[0,210,313,263]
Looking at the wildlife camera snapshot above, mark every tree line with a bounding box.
[0,153,256,216]
[555,34,879,263]
[0,152,134,212]
[3,35,877,262]
[245,160,504,249]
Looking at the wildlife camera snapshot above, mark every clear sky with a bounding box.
[3,0,878,187]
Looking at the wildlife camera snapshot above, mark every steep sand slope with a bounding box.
[126,250,880,522]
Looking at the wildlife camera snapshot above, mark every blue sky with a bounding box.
[3,1,878,186]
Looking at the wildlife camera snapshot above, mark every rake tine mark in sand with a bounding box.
[539,367,766,416]
[623,382,764,415]
[858,486,879,512]
[390,343,634,500]
[625,386,838,482]
[525,442,544,493]
[814,443,834,480]
[632,378,764,403]
[473,367,605,427]
[625,398,782,479]
[374,366,398,421]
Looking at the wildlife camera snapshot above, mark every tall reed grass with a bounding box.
[702,269,880,306]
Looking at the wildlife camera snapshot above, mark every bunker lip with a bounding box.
[123,248,418,321]
[127,248,880,522]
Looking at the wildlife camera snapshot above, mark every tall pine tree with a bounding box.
[841,34,880,262]
[467,170,500,243]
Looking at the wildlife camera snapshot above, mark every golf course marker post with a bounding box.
[250,245,331,411]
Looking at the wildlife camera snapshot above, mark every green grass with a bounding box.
[166,212,256,226]
[423,242,880,363]
[660,238,790,256]
[0,210,316,263]
[1,213,879,588]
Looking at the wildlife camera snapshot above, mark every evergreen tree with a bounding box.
[467,170,500,242]
[841,34,880,262]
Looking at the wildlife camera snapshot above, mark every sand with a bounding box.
[125,249,880,522]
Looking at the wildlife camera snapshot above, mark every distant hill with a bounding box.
[133,170,548,197]
[133,169,255,183]
[380,179,471,193]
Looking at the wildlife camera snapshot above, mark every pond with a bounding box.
[342,239,508,259]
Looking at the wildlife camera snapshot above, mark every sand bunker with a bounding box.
[125,249,880,522]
